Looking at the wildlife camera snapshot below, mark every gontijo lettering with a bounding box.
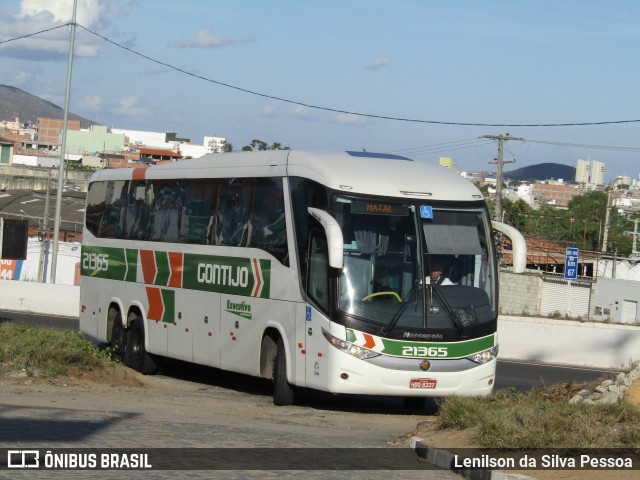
[197,263,249,287]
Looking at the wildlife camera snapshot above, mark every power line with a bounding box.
[390,136,640,159]
[0,24,69,45]
[388,139,496,156]
[523,138,640,152]
[72,24,640,128]
[4,23,640,128]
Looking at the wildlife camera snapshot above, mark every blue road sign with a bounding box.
[564,247,579,279]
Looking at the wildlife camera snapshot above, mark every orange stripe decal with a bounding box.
[146,287,164,321]
[140,250,157,285]
[363,333,376,349]
[167,252,183,288]
[252,258,262,297]
[132,167,147,180]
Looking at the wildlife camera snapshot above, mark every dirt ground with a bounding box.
[2,364,638,480]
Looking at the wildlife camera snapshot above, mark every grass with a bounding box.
[435,385,640,449]
[0,322,113,378]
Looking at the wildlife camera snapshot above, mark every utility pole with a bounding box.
[38,169,52,282]
[51,0,77,284]
[602,191,612,253]
[482,134,523,221]
[624,218,640,257]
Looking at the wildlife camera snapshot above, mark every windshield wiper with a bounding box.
[379,278,421,337]
[430,284,468,339]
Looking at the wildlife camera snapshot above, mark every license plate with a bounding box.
[410,378,437,389]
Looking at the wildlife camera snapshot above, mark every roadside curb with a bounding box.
[410,437,536,480]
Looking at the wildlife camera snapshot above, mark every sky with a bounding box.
[0,0,639,180]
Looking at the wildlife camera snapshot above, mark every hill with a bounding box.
[0,84,95,128]
[504,163,576,182]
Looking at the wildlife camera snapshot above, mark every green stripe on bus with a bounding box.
[345,328,494,359]
[379,334,494,358]
[155,251,170,286]
[82,247,272,300]
[161,289,175,323]
[259,259,271,298]
[125,248,138,282]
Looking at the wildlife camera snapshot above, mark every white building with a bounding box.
[111,128,226,159]
[575,159,605,186]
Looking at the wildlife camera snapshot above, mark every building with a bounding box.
[532,181,581,208]
[65,125,126,156]
[111,128,226,159]
[575,159,605,186]
[439,156,456,171]
[37,117,80,146]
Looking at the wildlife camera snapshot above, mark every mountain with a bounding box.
[0,84,96,128]
[504,163,576,182]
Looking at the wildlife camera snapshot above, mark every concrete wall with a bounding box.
[0,280,79,317]
[0,164,92,191]
[499,270,542,316]
[1,280,639,369]
[498,315,640,370]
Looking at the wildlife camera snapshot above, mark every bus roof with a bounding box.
[89,150,484,202]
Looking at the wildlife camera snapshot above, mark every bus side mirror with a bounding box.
[492,220,527,273]
[307,207,344,270]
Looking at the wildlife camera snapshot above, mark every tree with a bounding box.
[502,198,531,232]
[242,139,290,151]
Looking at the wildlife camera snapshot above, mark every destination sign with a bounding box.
[351,201,408,216]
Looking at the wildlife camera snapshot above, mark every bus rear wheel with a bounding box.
[124,316,157,375]
[273,337,294,406]
[110,310,126,363]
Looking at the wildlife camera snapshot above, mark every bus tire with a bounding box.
[110,310,126,363]
[124,316,157,375]
[273,337,294,406]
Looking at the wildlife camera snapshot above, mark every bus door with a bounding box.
[303,230,331,390]
[220,294,257,375]
[192,291,222,368]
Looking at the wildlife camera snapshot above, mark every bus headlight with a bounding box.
[322,328,380,360]
[467,345,498,365]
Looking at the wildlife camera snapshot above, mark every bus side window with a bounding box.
[215,179,252,247]
[182,179,217,244]
[125,180,153,240]
[100,180,128,239]
[250,178,288,265]
[150,181,184,243]
[86,181,107,237]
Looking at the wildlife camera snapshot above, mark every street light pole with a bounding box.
[51,0,77,284]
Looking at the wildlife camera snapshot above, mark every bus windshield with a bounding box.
[334,197,496,334]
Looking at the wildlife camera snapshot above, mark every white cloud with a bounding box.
[171,29,235,49]
[109,95,153,118]
[366,58,391,70]
[78,94,102,112]
[0,0,132,60]
[262,105,371,127]
[18,0,132,29]
[334,113,370,126]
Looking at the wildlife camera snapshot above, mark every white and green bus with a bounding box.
[80,150,526,406]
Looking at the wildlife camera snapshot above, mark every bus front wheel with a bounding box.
[273,337,294,406]
[125,316,157,375]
